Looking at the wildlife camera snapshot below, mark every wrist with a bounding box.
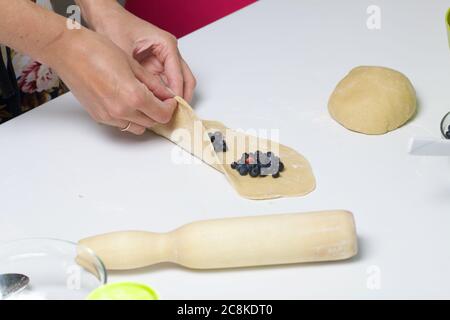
[41,27,93,73]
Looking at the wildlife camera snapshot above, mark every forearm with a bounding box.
[75,0,123,32]
[0,0,69,65]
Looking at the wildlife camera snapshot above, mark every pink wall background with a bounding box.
[125,0,257,38]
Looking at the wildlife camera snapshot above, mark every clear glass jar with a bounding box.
[0,238,107,300]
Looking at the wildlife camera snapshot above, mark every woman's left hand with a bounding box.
[78,0,196,102]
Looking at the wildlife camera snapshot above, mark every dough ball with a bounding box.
[328,66,417,135]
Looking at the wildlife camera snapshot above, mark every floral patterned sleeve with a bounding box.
[0,0,68,124]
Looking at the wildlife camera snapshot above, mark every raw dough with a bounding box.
[328,66,417,135]
[151,97,316,199]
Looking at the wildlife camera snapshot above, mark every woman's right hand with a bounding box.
[48,28,177,135]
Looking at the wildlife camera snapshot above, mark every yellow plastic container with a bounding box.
[87,282,159,300]
[446,8,450,48]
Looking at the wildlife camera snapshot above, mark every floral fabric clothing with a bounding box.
[0,0,68,124]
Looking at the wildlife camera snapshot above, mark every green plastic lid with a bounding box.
[87,282,159,300]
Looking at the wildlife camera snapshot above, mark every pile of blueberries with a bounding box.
[208,131,228,152]
[231,151,284,178]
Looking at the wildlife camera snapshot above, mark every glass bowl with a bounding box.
[440,112,450,139]
[0,238,107,300]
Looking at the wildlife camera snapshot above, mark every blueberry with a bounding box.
[261,160,271,168]
[239,154,248,164]
[260,166,272,176]
[272,172,280,178]
[210,132,228,152]
[259,154,269,164]
[213,138,227,152]
[269,158,280,172]
[446,131,450,139]
[250,166,260,177]
[239,165,249,176]
[231,162,237,169]
[214,142,223,152]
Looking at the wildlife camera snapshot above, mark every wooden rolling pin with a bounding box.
[79,210,358,270]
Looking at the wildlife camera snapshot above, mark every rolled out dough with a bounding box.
[151,97,316,200]
[328,66,417,135]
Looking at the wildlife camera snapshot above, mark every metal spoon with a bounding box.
[408,112,450,156]
[0,274,29,300]
[440,111,450,139]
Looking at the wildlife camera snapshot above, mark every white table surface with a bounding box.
[1,0,450,299]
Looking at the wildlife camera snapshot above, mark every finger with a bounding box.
[159,73,169,87]
[123,110,156,129]
[163,49,184,97]
[180,58,196,103]
[130,59,174,101]
[163,97,178,112]
[123,122,147,135]
[106,119,147,136]
[138,90,177,124]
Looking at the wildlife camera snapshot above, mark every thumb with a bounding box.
[163,97,178,111]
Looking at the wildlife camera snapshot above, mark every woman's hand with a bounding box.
[0,0,177,135]
[77,0,196,102]
[49,28,177,135]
